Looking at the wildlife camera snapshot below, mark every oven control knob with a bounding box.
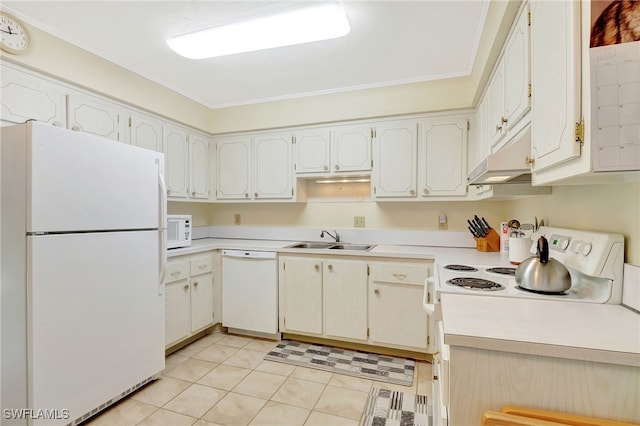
[560,239,570,250]
[581,242,593,256]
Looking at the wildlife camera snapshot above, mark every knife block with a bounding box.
[474,228,501,252]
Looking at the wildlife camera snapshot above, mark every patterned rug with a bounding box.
[360,387,432,426]
[264,340,415,386]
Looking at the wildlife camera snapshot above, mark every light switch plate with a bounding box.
[234,213,241,225]
[354,216,366,228]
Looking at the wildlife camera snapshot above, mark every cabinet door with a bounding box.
[216,136,251,200]
[191,272,214,332]
[488,63,506,147]
[332,124,372,172]
[530,0,581,171]
[67,93,127,142]
[294,129,331,174]
[323,260,368,341]
[130,112,163,152]
[253,132,293,199]
[503,6,531,131]
[421,117,468,196]
[165,279,191,346]
[0,64,66,127]
[280,258,323,335]
[163,124,190,198]
[189,132,210,199]
[370,283,427,350]
[372,121,418,199]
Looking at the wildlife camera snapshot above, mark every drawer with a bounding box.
[165,260,189,283]
[190,255,213,276]
[370,262,431,286]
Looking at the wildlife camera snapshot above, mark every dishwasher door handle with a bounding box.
[222,249,277,260]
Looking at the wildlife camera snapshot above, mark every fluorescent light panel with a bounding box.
[315,176,371,184]
[168,3,350,59]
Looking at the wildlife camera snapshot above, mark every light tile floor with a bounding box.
[86,332,432,426]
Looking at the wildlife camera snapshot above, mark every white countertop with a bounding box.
[441,293,640,367]
[168,237,514,264]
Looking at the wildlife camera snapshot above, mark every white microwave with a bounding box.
[167,214,192,249]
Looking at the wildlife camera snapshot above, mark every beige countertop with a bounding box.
[441,292,640,367]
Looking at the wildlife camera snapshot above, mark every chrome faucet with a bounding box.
[320,230,340,243]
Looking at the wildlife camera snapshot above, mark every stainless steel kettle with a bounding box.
[515,236,571,293]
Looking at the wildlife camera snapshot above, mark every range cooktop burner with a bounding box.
[447,277,504,291]
[486,267,517,276]
[515,286,567,296]
[444,264,478,272]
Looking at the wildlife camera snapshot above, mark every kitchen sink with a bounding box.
[328,243,374,251]
[288,242,335,249]
[287,242,375,251]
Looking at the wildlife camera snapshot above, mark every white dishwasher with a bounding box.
[221,250,279,337]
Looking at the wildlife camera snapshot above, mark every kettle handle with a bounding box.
[537,236,549,264]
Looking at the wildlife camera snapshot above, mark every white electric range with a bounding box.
[433,226,625,305]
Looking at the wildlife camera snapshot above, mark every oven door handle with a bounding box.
[423,277,436,316]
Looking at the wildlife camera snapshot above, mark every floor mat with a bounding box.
[264,340,415,386]
[360,387,432,426]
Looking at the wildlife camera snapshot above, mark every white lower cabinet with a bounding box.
[369,262,432,351]
[165,251,218,348]
[279,255,434,352]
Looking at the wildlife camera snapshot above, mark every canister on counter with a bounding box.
[500,222,509,253]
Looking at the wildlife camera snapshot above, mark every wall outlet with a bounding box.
[234,213,241,225]
[438,213,447,230]
[354,216,366,228]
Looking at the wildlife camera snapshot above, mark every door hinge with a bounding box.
[373,186,376,194]
[467,120,470,131]
[427,335,430,345]
[528,83,532,98]
[367,265,370,276]
[292,136,296,144]
[528,11,531,26]
[367,327,370,338]
[283,262,285,270]
[291,188,294,196]
[371,159,373,168]
[575,119,585,145]
[128,117,132,127]
[371,129,376,139]
[294,163,297,171]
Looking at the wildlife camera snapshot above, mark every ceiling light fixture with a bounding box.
[167,3,350,59]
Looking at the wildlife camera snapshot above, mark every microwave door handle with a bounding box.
[158,172,167,295]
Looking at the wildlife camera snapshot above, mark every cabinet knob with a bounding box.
[254,192,259,198]
[374,289,380,295]
[323,165,328,171]
[423,188,429,194]
[244,193,249,198]
[525,156,535,165]
[314,264,320,271]
[72,126,80,132]
[193,281,199,287]
[495,124,503,132]
[183,284,189,291]
[167,189,172,195]
[52,121,62,127]
[501,116,508,124]
[334,164,340,171]
[327,264,333,271]
[409,189,416,195]
[192,191,196,196]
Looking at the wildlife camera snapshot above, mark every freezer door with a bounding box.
[27,231,164,425]
[27,122,164,233]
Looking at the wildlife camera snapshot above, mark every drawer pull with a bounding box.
[171,271,181,277]
[183,284,189,290]
[392,273,407,280]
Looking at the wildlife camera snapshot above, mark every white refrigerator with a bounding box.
[1,121,167,425]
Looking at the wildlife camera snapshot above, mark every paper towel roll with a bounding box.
[509,237,532,265]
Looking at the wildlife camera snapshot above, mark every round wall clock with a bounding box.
[0,12,31,54]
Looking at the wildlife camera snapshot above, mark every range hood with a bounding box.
[467,127,532,185]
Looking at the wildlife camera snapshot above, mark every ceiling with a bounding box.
[3,1,490,109]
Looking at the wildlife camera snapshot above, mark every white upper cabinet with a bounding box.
[189,132,210,200]
[67,93,127,142]
[129,112,163,152]
[293,128,331,174]
[1,64,66,127]
[253,132,294,199]
[372,120,419,199]
[483,3,531,153]
[420,117,468,197]
[163,124,190,199]
[530,0,582,172]
[332,124,373,173]
[216,132,294,201]
[216,135,252,200]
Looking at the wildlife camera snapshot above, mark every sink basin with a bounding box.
[288,242,334,249]
[328,243,374,251]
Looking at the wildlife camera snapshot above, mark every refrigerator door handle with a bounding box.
[158,172,168,295]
